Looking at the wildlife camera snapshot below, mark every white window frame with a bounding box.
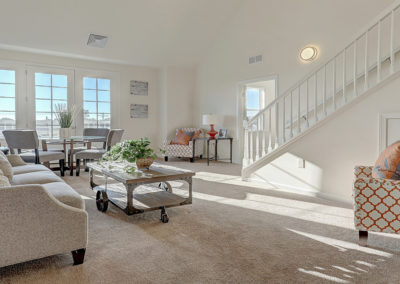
[0,69,16,135]
[75,69,120,135]
[83,76,111,129]
[0,60,26,141]
[27,66,75,138]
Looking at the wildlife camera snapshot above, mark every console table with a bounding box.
[194,137,233,165]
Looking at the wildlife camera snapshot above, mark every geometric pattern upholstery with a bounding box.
[353,165,400,233]
[163,128,204,158]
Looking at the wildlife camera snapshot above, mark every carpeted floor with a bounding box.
[2,159,400,283]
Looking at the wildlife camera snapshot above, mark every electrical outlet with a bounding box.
[298,158,305,168]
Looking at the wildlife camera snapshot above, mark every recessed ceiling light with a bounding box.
[300,46,318,62]
[87,34,108,48]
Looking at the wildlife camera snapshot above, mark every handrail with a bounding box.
[245,2,400,127]
[243,1,400,174]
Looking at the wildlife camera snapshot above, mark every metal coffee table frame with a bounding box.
[89,163,194,223]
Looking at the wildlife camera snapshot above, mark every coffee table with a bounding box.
[88,162,195,223]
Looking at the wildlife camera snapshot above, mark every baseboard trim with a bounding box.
[246,177,352,205]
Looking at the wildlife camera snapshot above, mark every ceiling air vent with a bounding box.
[249,54,263,65]
[87,34,108,48]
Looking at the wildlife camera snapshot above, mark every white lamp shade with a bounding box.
[202,114,219,125]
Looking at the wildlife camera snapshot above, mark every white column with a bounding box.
[297,86,301,134]
[377,20,381,82]
[333,58,336,110]
[353,40,357,96]
[306,79,309,128]
[364,32,369,91]
[343,48,347,103]
[390,10,395,74]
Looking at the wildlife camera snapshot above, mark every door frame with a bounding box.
[236,75,278,164]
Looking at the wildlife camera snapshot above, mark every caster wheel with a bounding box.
[161,213,169,223]
[96,191,108,212]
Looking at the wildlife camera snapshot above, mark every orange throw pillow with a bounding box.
[171,130,193,145]
[373,141,400,179]
[192,130,202,140]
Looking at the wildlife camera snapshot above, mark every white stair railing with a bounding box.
[243,2,400,176]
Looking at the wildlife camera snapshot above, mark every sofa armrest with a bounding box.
[354,166,373,179]
[353,177,400,233]
[0,185,88,267]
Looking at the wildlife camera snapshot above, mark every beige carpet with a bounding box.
[2,159,400,283]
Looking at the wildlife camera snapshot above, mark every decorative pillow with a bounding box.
[373,141,400,179]
[0,153,13,182]
[0,169,10,187]
[192,130,202,140]
[171,130,193,145]
[6,154,27,167]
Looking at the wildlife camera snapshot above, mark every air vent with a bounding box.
[87,34,108,48]
[249,54,263,64]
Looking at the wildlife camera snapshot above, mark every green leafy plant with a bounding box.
[101,138,160,163]
[54,104,78,128]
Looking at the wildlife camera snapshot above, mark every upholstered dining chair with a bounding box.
[75,129,124,176]
[2,130,65,176]
[68,128,109,155]
[67,127,109,166]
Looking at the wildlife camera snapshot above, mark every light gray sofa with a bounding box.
[0,155,88,268]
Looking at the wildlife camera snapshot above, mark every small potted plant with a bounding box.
[54,104,78,139]
[101,138,163,171]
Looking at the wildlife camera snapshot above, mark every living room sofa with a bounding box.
[0,153,88,268]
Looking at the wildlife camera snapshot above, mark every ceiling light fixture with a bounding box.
[299,46,318,62]
[87,34,108,48]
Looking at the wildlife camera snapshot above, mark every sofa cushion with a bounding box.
[20,150,65,163]
[0,151,13,182]
[373,141,400,179]
[76,149,106,160]
[41,182,85,209]
[12,164,51,175]
[12,171,63,185]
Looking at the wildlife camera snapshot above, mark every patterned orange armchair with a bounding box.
[353,166,400,246]
[163,128,204,163]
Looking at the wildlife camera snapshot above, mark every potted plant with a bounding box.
[101,138,162,171]
[54,104,77,139]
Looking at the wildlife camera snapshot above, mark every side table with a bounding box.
[194,137,233,166]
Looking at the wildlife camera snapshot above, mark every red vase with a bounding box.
[208,124,218,139]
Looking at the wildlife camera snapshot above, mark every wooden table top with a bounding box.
[88,162,195,185]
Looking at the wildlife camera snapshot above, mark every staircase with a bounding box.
[242,1,400,179]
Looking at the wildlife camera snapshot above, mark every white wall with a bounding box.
[0,48,168,148]
[159,66,195,144]
[193,0,395,163]
[255,73,400,203]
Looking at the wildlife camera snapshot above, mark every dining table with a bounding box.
[41,136,106,176]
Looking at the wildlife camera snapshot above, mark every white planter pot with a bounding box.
[59,128,70,139]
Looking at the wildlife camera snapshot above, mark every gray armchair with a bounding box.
[3,130,65,176]
[75,129,124,176]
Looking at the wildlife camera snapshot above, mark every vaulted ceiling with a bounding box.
[0,0,241,67]
[0,0,395,68]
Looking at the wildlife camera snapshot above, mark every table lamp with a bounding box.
[202,114,219,139]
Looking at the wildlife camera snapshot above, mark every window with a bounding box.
[246,87,262,119]
[83,77,110,128]
[0,70,16,136]
[35,73,68,138]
